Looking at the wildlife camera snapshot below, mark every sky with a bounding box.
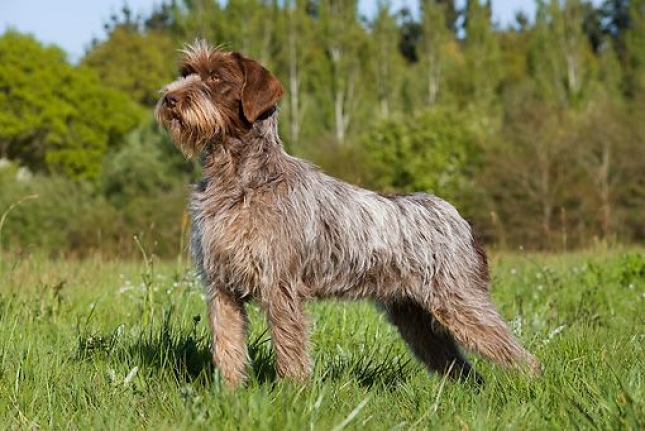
[2,0,540,62]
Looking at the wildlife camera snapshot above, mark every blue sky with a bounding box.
[2,1,540,62]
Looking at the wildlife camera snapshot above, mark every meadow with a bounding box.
[0,248,643,430]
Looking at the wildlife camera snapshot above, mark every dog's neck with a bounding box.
[246,108,281,142]
[201,110,287,189]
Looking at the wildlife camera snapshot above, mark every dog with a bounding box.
[155,41,541,387]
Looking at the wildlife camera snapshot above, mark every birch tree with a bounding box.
[317,0,366,144]
[419,0,452,106]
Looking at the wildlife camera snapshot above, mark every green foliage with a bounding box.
[101,119,192,204]
[0,251,643,428]
[625,0,645,95]
[0,158,188,258]
[529,0,595,107]
[0,31,143,180]
[359,107,482,200]
[4,0,645,253]
[82,26,176,106]
[463,0,503,107]
[0,161,108,253]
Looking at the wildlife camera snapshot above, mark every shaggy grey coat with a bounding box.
[155,42,541,387]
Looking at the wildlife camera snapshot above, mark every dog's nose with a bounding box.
[164,93,180,107]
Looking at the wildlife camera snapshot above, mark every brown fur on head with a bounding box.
[154,40,284,157]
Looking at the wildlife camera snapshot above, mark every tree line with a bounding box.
[1,0,644,257]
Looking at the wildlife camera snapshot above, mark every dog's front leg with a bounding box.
[207,288,249,387]
[261,286,312,380]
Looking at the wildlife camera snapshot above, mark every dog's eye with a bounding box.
[207,74,221,83]
[179,67,193,78]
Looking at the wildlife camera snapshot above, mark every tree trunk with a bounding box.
[287,7,301,145]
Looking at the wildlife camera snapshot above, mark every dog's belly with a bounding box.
[298,242,435,302]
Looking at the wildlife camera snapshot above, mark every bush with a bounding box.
[0,157,190,259]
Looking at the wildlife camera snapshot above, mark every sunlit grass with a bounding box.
[0,248,643,429]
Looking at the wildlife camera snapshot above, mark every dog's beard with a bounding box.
[155,92,225,158]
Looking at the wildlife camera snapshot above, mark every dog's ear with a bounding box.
[235,53,284,123]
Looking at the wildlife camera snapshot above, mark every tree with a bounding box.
[0,31,142,179]
[315,0,368,144]
[144,0,180,32]
[573,99,627,241]
[398,7,422,63]
[462,0,502,108]
[624,0,645,96]
[101,119,187,204]
[418,0,454,106]
[279,0,317,147]
[485,101,577,248]
[82,21,176,106]
[530,0,594,107]
[221,0,282,66]
[172,0,225,43]
[359,107,482,202]
[369,1,405,118]
[599,0,630,60]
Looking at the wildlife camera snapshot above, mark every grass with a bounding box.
[0,248,643,429]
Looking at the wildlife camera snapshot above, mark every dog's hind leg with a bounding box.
[384,300,484,383]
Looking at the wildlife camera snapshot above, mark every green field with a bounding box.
[0,249,643,430]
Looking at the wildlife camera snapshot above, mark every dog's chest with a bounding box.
[189,181,295,292]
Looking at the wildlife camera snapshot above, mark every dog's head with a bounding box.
[155,41,284,157]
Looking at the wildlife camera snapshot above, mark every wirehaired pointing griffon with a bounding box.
[155,41,540,387]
